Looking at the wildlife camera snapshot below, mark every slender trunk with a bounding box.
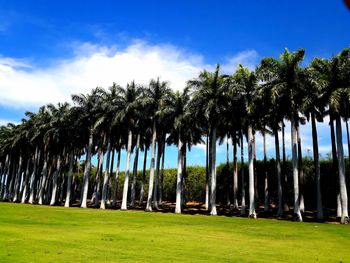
[330,116,340,217]
[146,120,157,211]
[121,130,133,210]
[138,147,148,205]
[130,134,140,208]
[159,137,165,204]
[311,113,323,219]
[346,119,350,159]
[92,149,101,204]
[225,138,230,205]
[101,139,112,209]
[153,137,162,210]
[21,159,31,204]
[29,147,39,204]
[64,153,74,207]
[13,155,23,202]
[94,149,104,207]
[210,127,217,216]
[263,131,269,212]
[112,148,121,207]
[291,118,302,221]
[175,137,184,214]
[248,125,256,218]
[38,155,49,205]
[108,148,115,204]
[50,156,61,206]
[181,144,187,208]
[335,115,349,223]
[233,135,238,209]
[297,122,305,212]
[274,129,283,216]
[240,132,246,215]
[81,129,93,208]
[282,121,289,211]
[205,135,209,210]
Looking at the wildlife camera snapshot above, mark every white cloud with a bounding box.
[221,50,259,74]
[0,40,212,109]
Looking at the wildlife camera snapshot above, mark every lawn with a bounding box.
[0,203,349,262]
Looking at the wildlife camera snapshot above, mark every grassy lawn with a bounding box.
[0,203,349,262]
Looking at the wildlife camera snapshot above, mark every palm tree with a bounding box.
[72,88,101,208]
[143,78,172,212]
[259,48,305,222]
[188,64,227,216]
[229,65,259,218]
[116,81,143,210]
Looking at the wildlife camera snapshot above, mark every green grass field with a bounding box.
[0,203,349,262]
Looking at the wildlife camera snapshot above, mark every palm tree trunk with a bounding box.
[159,137,165,205]
[146,120,157,212]
[13,155,23,202]
[121,130,133,210]
[64,153,74,207]
[282,121,289,211]
[274,129,283,216]
[38,155,49,205]
[108,148,115,204]
[263,131,269,212]
[81,129,93,208]
[139,147,148,205]
[226,137,231,205]
[240,132,246,216]
[297,122,305,213]
[311,113,323,220]
[153,137,163,209]
[175,137,184,214]
[291,118,302,221]
[346,119,350,159]
[29,146,39,204]
[94,150,104,207]
[335,115,349,224]
[20,158,31,204]
[233,135,238,209]
[248,125,256,218]
[205,135,209,210]
[210,127,217,216]
[0,155,9,200]
[330,115,341,218]
[112,148,121,207]
[130,134,140,208]
[101,138,112,209]
[50,156,61,206]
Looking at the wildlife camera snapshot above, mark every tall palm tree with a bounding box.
[188,64,227,216]
[259,48,305,222]
[143,78,172,212]
[72,88,101,208]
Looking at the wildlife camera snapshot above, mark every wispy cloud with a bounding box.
[221,50,259,74]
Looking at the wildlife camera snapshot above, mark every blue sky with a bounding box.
[0,0,350,169]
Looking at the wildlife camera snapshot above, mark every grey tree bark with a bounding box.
[81,130,93,208]
[121,130,133,210]
[335,115,349,224]
[64,153,74,207]
[153,138,162,210]
[291,119,302,221]
[21,158,31,204]
[146,120,157,212]
[139,147,148,205]
[248,126,256,218]
[101,139,112,209]
[175,137,183,214]
[210,127,217,216]
[112,148,121,207]
[205,135,209,210]
[240,133,246,216]
[232,136,238,209]
[50,156,61,206]
[263,131,269,212]
[311,113,323,220]
[130,134,140,208]
[274,130,283,216]
[38,155,49,205]
[29,146,39,204]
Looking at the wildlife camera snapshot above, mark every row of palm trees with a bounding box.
[0,48,349,223]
